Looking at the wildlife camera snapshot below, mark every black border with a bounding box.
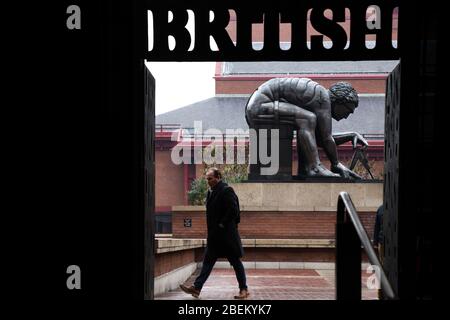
[24,0,435,308]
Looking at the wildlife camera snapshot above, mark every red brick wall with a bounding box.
[194,247,369,263]
[155,247,370,275]
[173,210,376,240]
[155,249,196,277]
[216,77,386,95]
[174,212,208,238]
[155,247,370,277]
[156,150,186,207]
[245,248,335,262]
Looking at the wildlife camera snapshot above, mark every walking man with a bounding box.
[180,167,249,299]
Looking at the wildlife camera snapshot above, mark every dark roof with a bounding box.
[156,95,385,135]
[222,60,399,75]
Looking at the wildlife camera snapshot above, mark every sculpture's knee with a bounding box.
[296,113,317,130]
[306,114,317,128]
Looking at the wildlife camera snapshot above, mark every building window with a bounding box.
[155,212,172,234]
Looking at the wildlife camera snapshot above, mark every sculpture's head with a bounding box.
[329,82,359,121]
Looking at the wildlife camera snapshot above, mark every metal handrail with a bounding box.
[155,124,181,132]
[336,191,397,300]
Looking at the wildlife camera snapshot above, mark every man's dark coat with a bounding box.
[205,181,244,258]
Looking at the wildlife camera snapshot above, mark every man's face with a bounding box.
[332,102,356,121]
[206,171,220,188]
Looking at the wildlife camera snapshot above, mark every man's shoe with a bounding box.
[234,289,250,299]
[179,284,201,298]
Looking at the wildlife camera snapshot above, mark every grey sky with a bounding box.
[145,61,216,116]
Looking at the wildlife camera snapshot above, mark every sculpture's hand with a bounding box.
[352,132,369,149]
[331,162,362,180]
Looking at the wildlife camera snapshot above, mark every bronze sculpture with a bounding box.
[245,78,368,179]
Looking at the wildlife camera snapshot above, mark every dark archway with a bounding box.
[48,0,434,300]
[142,1,434,300]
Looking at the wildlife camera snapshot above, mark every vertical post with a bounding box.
[336,199,362,300]
[144,67,156,300]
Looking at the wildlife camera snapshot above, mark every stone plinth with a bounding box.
[248,125,295,181]
[231,181,383,210]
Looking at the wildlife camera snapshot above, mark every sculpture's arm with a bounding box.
[316,111,362,179]
[315,110,339,166]
[332,132,369,148]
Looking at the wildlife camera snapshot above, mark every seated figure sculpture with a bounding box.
[245,78,368,179]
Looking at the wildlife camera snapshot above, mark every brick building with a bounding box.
[155,59,396,225]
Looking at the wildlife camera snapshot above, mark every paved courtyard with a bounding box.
[155,268,379,300]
